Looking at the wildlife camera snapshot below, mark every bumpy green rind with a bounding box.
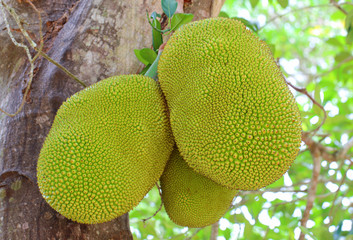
[158,18,302,190]
[37,75,174,224]
[160,148,238,228]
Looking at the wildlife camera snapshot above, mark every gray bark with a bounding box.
[0,0,221,239]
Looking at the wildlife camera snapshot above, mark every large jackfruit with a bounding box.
[37,75,174,224]
[158,18,302,190]
[160,148,238,228]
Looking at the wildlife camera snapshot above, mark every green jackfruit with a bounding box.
[158,18,302,190]
[37,75,174,224]
[160,148,238,228]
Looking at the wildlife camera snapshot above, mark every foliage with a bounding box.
[130,0,353,239]
[134,0,193,77]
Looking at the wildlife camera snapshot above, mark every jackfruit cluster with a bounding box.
[37,17,302,228]
[158,17,302,191]
[160,148,238,228]
[37,75,174,224]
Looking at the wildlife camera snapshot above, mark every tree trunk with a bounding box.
[0,0,222,239]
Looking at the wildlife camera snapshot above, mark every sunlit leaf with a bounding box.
[232,17,258,32]
[326,37,343,47]
[250,0,259,9]
[333,221,343,240]
[219,11,230,18]
[299,226,318,240]
[134,48,157,65]
[171,13,194,31]
[151,19,163,51]
[335,51,351,62]
[277,0,288,8]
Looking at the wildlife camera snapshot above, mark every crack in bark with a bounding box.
[0,169,35,186]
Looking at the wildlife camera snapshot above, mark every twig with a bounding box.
[38,51,87,87]
[26,0,43,62]
[259,4,331,30]
[302,132,352,162]
[341,2,353,6]
[262,205,278,240]
[210,221,219,240]
[185,228,203,240]
[241,189,307,195]
[316,56,353,78]
[0,0,36,117]
[1,1,38,48]
[0,0,86,117]
[286,81,327,135]
[9,0,86,87]
[328,161,353,224]
[299,146,321,240]
[142,183,163,223]
[264,192,333,210]
[337,137,353,160]
[330,0,348,15]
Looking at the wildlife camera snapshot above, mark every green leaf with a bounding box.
[161,0,178,18]
[152,19,163,51]
[171,13,194,31]
[268,43,276,55]
[139,64,151,75]
[346,28,353,44]
[266,174,284,188]
[277,0,288,8]
[250,0,259,8]
[334,51,351,62]
[345,10,353,44]
[134,48,157,65]
[345,10,353,31]
[222,228,231,239]
[144,51,162,79]
[150,11,161,19]
[333,221,343,240]
[313,83,322,116]
[326,37,343,47]
[232,17,258,32]
[299,226,318,240]
[218,11,230,18]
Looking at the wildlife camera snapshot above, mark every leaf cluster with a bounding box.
[134,0,193,77]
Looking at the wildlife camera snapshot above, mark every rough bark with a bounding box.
[0,0,221,239]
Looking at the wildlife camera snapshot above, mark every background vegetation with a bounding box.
[130,0,353,239]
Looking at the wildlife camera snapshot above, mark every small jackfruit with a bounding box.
[37,75,174,224]
[160,148,238,228]
[158,18,302,190]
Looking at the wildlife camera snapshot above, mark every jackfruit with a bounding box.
[160,148,238,228]
[37,75,174,224]
[158,18,302,190]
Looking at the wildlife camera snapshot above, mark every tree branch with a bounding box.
[260,4,331,30]
[303,132,353,162]
[0,0,86,117]
[210,221,219,240]
[286,81,327,135]
[317,56,353,78]
[330,0,348,15]
[337,137,353,160]
[328,161,353,224]
[299,146,321,240]
[142,183,163,223]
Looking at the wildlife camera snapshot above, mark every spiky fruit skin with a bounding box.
[158,18,302,190]
[160,148,238,228]
[37,75,174,224]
